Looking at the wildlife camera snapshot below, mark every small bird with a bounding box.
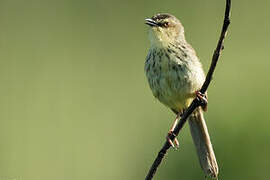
[144,13,218,178]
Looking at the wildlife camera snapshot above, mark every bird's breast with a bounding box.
[145,47,204,111]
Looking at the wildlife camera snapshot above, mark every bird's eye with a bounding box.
[163,22,170,28]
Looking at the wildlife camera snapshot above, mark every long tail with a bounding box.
[188,108,218,179]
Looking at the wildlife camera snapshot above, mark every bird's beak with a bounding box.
[145,18,159,27]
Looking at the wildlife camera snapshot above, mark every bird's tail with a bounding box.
[188,108,218,179]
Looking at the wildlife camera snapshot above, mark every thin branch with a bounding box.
[145,0,231,180]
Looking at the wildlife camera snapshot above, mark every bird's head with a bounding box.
[145,13,185,47]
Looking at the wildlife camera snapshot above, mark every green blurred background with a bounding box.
[0,0,269,179]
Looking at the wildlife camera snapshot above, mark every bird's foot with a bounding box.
[167,131,179,149]
[195,90,208,111]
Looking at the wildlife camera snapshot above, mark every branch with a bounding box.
[144,0,231,180]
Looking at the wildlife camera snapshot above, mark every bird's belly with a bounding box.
[147,67,196,111]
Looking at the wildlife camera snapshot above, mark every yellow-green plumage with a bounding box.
[145,42,205,112]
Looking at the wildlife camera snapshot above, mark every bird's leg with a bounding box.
[167,112,182,149]
[195,91,208,111]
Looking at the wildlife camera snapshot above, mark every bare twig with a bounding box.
[144,0,231,180]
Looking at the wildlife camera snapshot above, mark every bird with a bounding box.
[144,13,218,179]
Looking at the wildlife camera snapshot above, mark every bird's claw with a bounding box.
[167,131,179,149]
[195,91,208,111]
